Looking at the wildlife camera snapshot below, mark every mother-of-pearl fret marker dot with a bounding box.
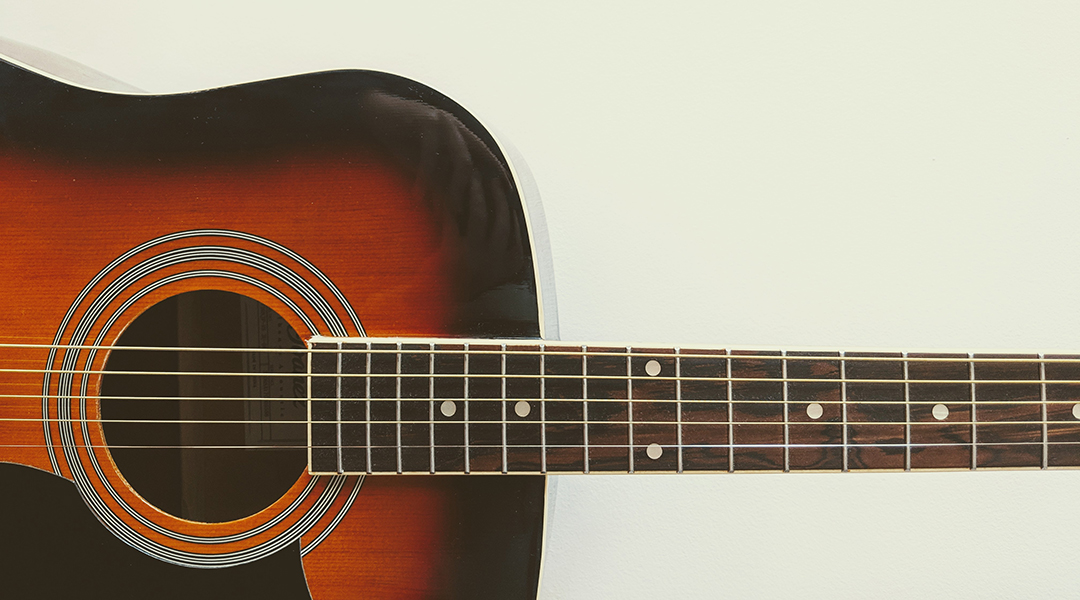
[932,403,950,420]
[1072,404,1080,420]
[645,359,662,377]
[806,403,823,420]
[514,400,531,418]
[440,400,457,418]
[646,443,663,460]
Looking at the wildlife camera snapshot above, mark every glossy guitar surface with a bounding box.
[0,52,548,599]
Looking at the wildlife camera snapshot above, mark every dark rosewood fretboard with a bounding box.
[306,337,1080,475]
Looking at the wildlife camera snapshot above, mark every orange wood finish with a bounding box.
[301,477,459,600]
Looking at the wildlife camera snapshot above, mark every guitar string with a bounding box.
[0,341,1077,363]
[5,391,1071,443]
[0,416,1075,426]
[0,440,1071,451]
[0,391,1074,406]
[2,367,1079,385]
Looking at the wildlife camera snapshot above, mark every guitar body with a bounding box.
[0,57,547,599]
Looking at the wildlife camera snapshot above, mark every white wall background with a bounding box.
[3,2,1080,597]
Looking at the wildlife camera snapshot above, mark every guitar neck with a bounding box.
[305,337,1080,475]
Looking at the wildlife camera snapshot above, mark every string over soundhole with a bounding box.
[100,290,308,524]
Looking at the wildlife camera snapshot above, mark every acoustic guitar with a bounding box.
[1,46,1077,600]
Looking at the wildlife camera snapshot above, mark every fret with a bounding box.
[1040,355,1048,470]
[903,353,911,471]
[428,344,435,473]
[845,352,905,470]
[501,344,508,474]
[506,345,542,472]
[309,341,338,473]
[973,354,1042,468]
[841,352,847,472]
[630,347,678,472]
[396,342,402,474]
[679,348,728,471]
[584,346,629,472]
[731,350,784,471]
[307,347,312,471]
[367,347,373,473]
[541,346,547,472]
[676,349,683,473]
[727,351,733,473]
[368,342,399,473]
[908,353,970,469]
[625,347,631,473]
[466,343,503,472]
[1039,354,1080,466]
[464,344,469,473]
[340,342,368,473]
[782,351,789,472]
[969,355,976,470]
[786,351,842,471]
[398,343,431,473]
[543,345,585,471]
[583,347,589,473]
[336,342,343,474]
[433,344,465,472]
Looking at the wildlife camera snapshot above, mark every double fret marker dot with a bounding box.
[440,400,457,417]
[1072,404,1080,420]
[645,360,661,377]
[646,443,663,460]
[932,403,949,420]
[514,400,531,418]
[806,403,823,419]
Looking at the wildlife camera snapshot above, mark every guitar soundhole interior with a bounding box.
[100,290,308,524]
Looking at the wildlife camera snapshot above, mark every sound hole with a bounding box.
[100,290,307,524]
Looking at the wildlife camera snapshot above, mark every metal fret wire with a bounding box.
[903,352,911,472]
[366,342,373,474]
[782,350,789,473]
[336,341,343,474]
[540,345,546,473]
[1041,354,1049,470]
[627,346,634,474]
[676,348,683,474]
[582,345,589,474]
[970,353,977,470]
[305,342,313,474]
[726,351,733,474]
[464,342,470,475]
[428,343,435,474]
[841,351,848,472]
[396,342,402,475]
[501,343,508,474]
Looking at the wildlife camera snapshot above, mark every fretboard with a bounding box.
[304,337,1080,475]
